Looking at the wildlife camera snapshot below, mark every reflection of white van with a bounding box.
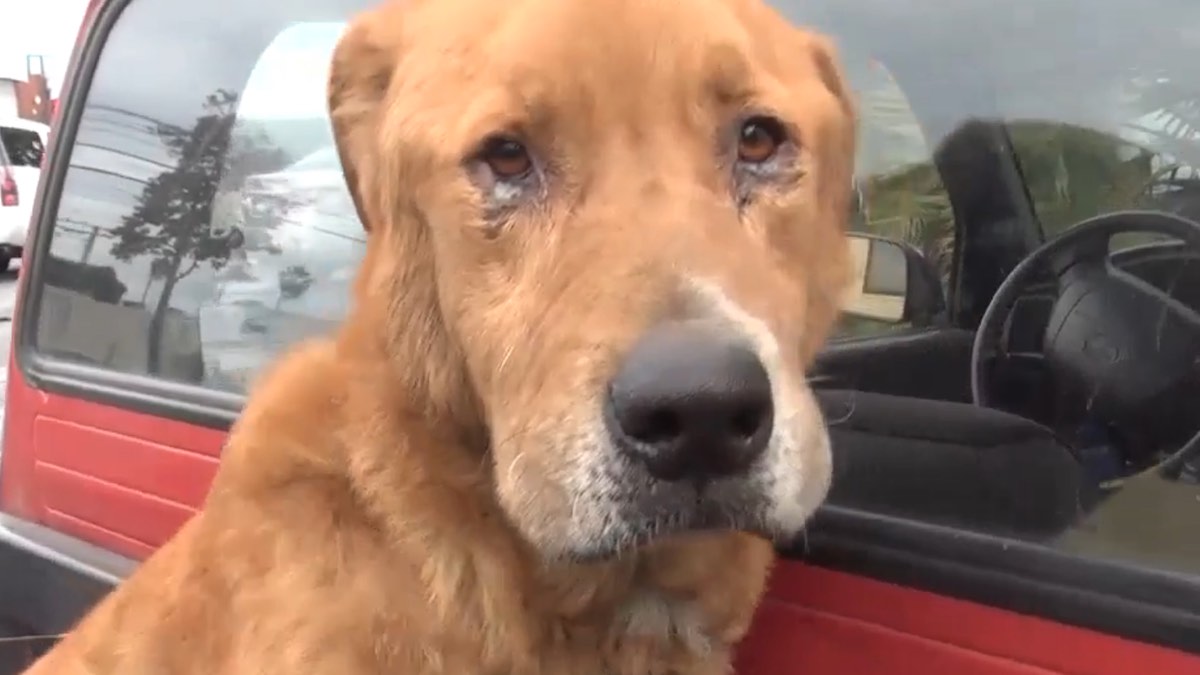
[0,116,49,271]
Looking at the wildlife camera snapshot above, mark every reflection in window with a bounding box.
[771,0,1200,580]
[835,54,953,338]
[33,2,366,394]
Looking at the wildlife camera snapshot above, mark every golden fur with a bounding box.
[24,0,855,672]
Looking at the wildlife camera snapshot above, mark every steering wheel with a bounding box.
[971,211,1200,466]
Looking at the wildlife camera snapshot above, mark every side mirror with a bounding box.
[842,233,946,326]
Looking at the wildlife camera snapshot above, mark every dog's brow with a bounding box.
[703,43,758,106]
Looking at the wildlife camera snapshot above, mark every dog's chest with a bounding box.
[539,592,729,675]
[613,591,713,657]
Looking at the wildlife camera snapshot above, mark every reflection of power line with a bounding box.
[72,164,152,186]
[81,121,169,152]
[83,116,158,138]
[301,224,365,244]
[72,141,176,171]
[88,104,186,135]
[58,220,117,238]
[79,118,176,161]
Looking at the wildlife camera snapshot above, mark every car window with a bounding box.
[0,126,45,167]
[25,0,1200,607]
[765,0,1200,582]
[33,1,369,392]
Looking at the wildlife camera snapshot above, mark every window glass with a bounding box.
[34,0,369,392]
[0,126,44,167]
[765,0,1200,581]
[836,55,954,338]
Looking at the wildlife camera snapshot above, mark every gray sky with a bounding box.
[0,0,90,95]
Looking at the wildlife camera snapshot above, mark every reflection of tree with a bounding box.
[856,73,1200,272]
[1008,122,1157,237]
[276,264,314,309]
[109,89,287,373]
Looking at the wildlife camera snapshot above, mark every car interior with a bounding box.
[811,87,1200,544]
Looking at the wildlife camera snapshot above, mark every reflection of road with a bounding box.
[0,264,21,426]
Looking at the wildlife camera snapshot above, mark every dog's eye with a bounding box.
[481,137,533,180]
[737,116,787,164]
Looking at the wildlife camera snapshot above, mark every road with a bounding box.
[0,265,20,412]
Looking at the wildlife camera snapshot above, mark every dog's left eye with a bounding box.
[737,116,787,164]
[480,137,534,180]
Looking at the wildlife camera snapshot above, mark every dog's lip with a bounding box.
[568,512,770,563]
[555,480,775,562]
[624,480,769,534]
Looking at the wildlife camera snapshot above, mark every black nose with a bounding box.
[604,322,774,482]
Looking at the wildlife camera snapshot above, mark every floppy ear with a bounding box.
[808,33,858,224]
[800,33,859,359]
[328,4,404,232]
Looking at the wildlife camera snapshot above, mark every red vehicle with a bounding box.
[1,0,1199,672]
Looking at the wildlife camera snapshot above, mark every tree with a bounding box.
[109,89,288,373]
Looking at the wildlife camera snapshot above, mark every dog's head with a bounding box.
[329,0,855,561]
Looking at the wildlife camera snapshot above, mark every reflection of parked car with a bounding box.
[203,144,363,387]
[239,146,343,233]
[205,148,363,387]
[0,117,48,271]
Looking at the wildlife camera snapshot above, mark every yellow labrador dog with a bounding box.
[24,0,855,672]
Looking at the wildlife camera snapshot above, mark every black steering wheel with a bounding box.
[971,210,1200,467]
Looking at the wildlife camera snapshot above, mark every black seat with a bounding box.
[818,389,1096,540]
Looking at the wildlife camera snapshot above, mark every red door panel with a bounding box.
[36,462,194,557]
[35,416,218,507]
[736,563,1200,675]
[1,360,223,559]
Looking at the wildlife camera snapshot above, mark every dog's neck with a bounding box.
[220,329,763,672]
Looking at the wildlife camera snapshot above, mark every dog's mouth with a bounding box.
[564,471,776,562]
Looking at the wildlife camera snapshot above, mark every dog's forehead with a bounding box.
[401,0,796,91]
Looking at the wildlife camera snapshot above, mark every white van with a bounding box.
[0,116,49,271]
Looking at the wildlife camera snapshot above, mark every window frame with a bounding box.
[13,0,1200,655]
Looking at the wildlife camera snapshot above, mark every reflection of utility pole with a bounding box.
[140,275,156,305]
[80,226,100,264]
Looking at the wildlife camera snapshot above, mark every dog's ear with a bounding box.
[328,4,404,232]
[799,33,859,358]
[807,33,857,212]
[808,35,855,121]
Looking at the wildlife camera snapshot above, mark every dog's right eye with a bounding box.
[480,137,534,180]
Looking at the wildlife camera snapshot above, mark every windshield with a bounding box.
[0,126,45,167]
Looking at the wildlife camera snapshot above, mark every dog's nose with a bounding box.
[604,323,774,482]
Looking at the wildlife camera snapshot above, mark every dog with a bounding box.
[24,0,855,672]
